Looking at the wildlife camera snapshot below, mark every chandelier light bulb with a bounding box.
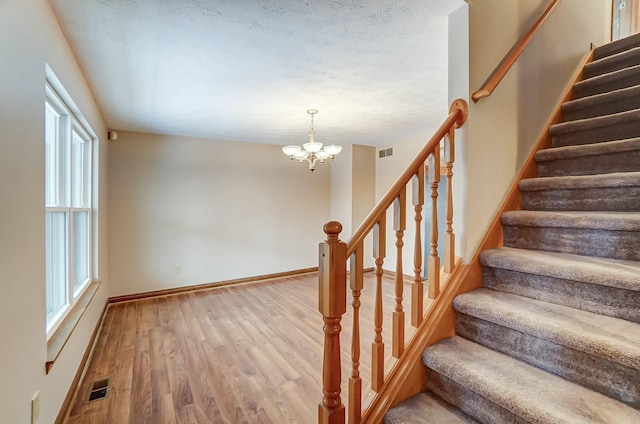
[282,145,301,158]
[324,144,342,157]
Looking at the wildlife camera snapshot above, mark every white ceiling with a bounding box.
[49,0,465,147]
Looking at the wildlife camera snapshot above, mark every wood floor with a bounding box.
[64,272,424,423]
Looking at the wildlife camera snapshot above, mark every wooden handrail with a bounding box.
[471,0,561,102]
[318,99,468,424]
[345,99,468,257]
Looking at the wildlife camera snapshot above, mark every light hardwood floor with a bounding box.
[64,272,423,423]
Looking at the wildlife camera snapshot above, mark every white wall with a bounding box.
[0,0,109,422]
[108,131,330,296]
[461,0,612,260]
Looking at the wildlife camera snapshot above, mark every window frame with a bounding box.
[45,74,97,337]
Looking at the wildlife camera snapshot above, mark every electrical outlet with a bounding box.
[31,391,40,424]
[175,264,182,274]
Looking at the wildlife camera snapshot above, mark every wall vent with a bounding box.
[88,378,110,402]
[378,147,393,158]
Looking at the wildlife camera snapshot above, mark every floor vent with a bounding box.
[88,378,110,402]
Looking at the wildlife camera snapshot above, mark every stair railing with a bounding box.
[318,99,468,424]
[472,0,561,102]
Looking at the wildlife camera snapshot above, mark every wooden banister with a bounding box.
[471,0,561,102]
[345,100,468,257]
[318,221,347,424]
[318,99,468,424]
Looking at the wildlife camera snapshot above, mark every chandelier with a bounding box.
[282,109,342,172]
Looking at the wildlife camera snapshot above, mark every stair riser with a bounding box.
[551,120,640,147]
[573,71,640,99]
[583,51,640,79]
[563,94,640,121]
[455,314,640,408]
[481,267,640,323]
[537,150,640,176]
[427,372,527,424]
[520,187,640,212]
[502,226,640,261]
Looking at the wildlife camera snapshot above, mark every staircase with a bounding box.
[385,34,640,423]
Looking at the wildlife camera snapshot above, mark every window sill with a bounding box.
[46,280,101,374]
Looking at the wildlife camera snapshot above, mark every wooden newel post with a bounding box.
[318,221,347,424]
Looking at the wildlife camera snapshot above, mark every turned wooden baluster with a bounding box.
[411,166,425,327]
[371,215,386,392]
[392,189,406,358]
[443,129,456,273]
[427,149,441,299]
[349,242,364,424]
[318,221,347,424]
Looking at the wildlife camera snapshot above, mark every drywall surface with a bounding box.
[351,144,376,232]
[448,3,470,261]
[0,0,109,422]
[108,131,331,296]
[330,144,354,238]
[463,0,611,260]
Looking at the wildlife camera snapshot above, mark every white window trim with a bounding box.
[45,65,99,338]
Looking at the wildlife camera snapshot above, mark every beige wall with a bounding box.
[0,0,109,422]
[351,145,376,232]
[329,144,354,237]
[369,12,455,276]
[375,133,440,276]
[460,0,612,260]
[108,131,330,296]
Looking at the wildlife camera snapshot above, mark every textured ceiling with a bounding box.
[49,0,465,146]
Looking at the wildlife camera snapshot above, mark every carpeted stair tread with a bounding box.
[502,211,640,260]
[536,137,640,162]
[479,247,640,291]
[384,392,478,424]
[454,289,640,369]
[549,108,640,147]
[422,337,640,423]
[535,138,640,177]
[501,210,640,230]
[520,171,640,191]
[518,172,640,212]
[549,108,640,137]
[594,31,640,60]
[583,46,640,79]
[562,84,640,121]
[572,63,640,99]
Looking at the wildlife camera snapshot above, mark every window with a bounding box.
[45,78,95,334]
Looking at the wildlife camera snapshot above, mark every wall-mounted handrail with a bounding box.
[471,0,561,102]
